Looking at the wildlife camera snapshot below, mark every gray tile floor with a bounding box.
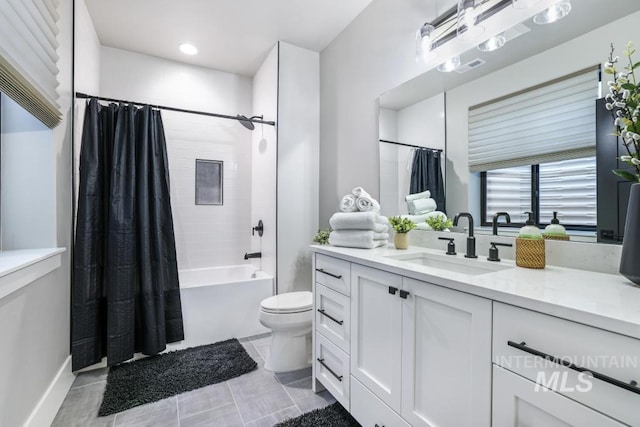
[52,334,335,427]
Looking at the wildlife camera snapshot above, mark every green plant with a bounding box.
[426,215,453,231]
[389,216,417,233]
[312,228,332,245]
[604,42,640,183]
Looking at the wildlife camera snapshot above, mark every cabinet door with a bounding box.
[493,366,625,427]
[401,278,492,427]
[351,264,403,412]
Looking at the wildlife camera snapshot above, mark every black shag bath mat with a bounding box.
[98,338,257,416]
[275,402,361,427]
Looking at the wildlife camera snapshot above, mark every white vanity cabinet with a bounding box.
[401,277,492,427]
[492,302,640,426]
[350,263,492,427]
[350,264,403,411]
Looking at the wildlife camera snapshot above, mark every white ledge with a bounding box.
[0,248,66,300]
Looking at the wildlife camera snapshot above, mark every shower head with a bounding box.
[236,114,263,131]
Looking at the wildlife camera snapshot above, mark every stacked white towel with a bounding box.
[329,208,390,249]
[339,194,358,212]
[401,210,446,225]
[329,230,389,249]
[405,190,437,215]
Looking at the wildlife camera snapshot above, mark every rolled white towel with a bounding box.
[339,194,358,212]
[352,187,371,198]
[405,190,431,202]
[407,198,437,215]
[329,230,389,249]
[329,212,389,232]
[356,196,381,213]
[401,211,446,224]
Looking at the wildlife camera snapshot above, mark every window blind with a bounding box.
[0,0,61,128]
[468,67,599,172]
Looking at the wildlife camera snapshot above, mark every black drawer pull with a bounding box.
[318,309,344,325]
[388,286,398,295]
[375,425,385,427]
[317,358,343,381]
[508,341,640,395]
[399,290,410,299]
[315,268,342,279]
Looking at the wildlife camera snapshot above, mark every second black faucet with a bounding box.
[453,212,477,258]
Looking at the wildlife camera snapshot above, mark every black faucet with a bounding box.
[244,252,262,260]
[453,213,477,258]
[492,212,511,236]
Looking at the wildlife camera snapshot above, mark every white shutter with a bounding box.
[485,165,531,223]
[0,0,61,128]
[468,67,599,172]
[539,157,596,226]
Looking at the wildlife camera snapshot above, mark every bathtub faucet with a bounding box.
[244,252,262,260]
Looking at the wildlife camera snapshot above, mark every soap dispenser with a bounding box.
[515,212,545,269]
[543,211,570,241]
[519,212,542,239]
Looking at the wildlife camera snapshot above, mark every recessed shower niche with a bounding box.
[195,159,223,205]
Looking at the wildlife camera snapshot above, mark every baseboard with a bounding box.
[25,356,75,427]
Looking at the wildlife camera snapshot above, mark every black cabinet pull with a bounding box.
[388,286,398,295]
[375,425,385,427]
[317,309,344,325]
[317,358,343,381]
[399,290,410,299]
[315,268,342,279]
[508,341,640,395]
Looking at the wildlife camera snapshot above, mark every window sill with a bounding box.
[0,248,66,301]
[475,227,597,243]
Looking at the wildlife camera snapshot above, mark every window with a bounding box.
[481,156,597,229]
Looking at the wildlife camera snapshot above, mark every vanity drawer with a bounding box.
[315,283,350,354]
[493,365,624,427]
[493,302,640,426]
[315,331,350,410]
[351,376,410,427]
[315,254,351,296]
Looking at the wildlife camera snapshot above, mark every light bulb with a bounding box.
[437,56,461,72]
[533,0,571,24]
[477,33,506,52]
[179,43,198,55]
[416,23,436,63]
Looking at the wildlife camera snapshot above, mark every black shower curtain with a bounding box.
[410,148,446,213]
[72,98,184,371]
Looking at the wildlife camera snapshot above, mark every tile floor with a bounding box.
[52,334,335,427]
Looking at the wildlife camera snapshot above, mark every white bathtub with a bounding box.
[169,265,273,350]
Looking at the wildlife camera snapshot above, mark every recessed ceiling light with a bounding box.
[533,0,571,25]
[179,43,198,55]
[437,56,461,72]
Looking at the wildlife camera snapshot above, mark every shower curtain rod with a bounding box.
[75,92,276,126]
[380,139,443,152]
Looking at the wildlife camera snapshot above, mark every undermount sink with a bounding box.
[385,252,513,276]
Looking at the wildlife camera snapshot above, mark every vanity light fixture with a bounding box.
[477,32,506,52]
[457,0,484,40]
[179,43,198,55]
[533,0,571,24]
[437,55,462,72]
[416,23,437,62]
[512,0,542,9]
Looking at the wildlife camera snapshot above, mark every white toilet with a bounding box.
[259,291,313,372]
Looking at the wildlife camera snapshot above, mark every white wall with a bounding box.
[99,47,254,270]
[277,42,320,294]
[397,92,445,150]
[445,10,640,218]
[1,96,55,249]
[319,0,449,226]
[0,0,75,425]
[251,45,278,281]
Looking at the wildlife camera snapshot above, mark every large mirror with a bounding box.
[379,0,640,242]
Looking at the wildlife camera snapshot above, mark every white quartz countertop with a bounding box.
[310,244,640,340]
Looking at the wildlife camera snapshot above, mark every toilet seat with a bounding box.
[260,291,312,314]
